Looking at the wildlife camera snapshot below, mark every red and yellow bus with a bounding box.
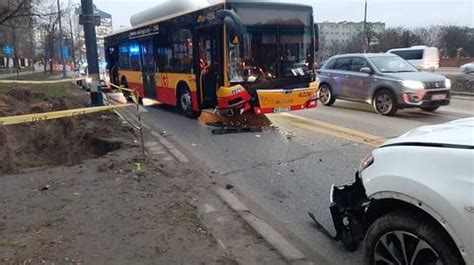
[105,0,319,118]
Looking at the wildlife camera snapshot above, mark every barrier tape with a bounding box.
[0,104,134,126]
[108,82,135,93]
[0,77,85,84]
[108,82,139,105]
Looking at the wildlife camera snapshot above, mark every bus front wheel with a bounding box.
[178,86,200,119]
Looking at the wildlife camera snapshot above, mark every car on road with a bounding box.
[387,46,440,70]
[461,62,474,74]
[317,53,452,116]
[322,118,474,264]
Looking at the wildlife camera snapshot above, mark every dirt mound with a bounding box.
[0,87,131,174]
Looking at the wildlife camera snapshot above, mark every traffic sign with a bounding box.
[3,45,14,56]
[59,45,69,59]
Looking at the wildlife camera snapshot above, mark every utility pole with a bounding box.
[80,0,101,105]
[57,0,67,78]
[363,0,368,53]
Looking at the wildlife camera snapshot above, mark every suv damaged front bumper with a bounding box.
[309,173,370,251]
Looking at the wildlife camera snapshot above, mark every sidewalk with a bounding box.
[0,69,35,79]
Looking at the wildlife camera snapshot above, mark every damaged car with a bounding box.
[310,118,474,264]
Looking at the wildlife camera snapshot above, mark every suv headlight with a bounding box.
[401,80,425,90]
[359,153,374,172]
[445,78,452,89]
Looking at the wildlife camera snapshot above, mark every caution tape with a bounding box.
[108,82,139,105]
[108,82,135,93]
[0,104,134,126]
[0,77,85,84]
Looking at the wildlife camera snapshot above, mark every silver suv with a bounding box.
[317,53,451,116]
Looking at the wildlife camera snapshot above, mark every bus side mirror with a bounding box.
[216,9,243,45]
[314,24,320,52]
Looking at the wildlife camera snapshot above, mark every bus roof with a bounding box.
[106,0,313,38]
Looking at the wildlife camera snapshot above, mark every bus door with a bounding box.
[106,46,120,85]
[194,26,223,109]
[141,39,156,99]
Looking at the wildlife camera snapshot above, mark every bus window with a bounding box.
[247,28,278,77]
[280,28,311,77]
[171,29,193,73]
[157,47,172,72]
[119,45,130,69]
[129,43,141,71]
[391,50,423,60]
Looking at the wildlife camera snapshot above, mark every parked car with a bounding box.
[388,46,440,70]
[315,118,474,264]
[461,62,474,74]
[317,53,451,116]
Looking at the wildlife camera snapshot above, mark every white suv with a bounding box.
[317,118,474,264]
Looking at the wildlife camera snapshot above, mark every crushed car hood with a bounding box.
[383,118,474,147]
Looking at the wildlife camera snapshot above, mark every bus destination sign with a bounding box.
[129,24,160,39]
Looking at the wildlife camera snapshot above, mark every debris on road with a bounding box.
[211,125,263,135]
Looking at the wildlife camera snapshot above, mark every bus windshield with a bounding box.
[228,4,314,84]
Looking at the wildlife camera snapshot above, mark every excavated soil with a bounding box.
[0,87,131,174]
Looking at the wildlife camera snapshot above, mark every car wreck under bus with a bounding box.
[104,0,319,118]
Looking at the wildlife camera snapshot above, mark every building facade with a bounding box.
[318,21,385,46]
[74,5,113,62]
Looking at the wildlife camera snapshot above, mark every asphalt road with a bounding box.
[139,98,473,264]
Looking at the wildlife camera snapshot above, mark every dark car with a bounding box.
[317,53,452,116]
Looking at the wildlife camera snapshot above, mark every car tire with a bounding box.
[319,84,336,106]
[364,211,463,265]
[421,106,440,112]
[178,85,200,119]
[373,89,398,116]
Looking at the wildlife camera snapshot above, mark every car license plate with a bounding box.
[274,107,291,113]
[432,94,447,101]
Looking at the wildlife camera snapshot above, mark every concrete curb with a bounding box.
[452,91,474,98]
[140,122,190,163]
[215,187,312,264]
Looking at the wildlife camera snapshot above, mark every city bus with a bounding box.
[104,0,319,118]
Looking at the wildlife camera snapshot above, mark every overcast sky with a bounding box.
[90,0,473,30]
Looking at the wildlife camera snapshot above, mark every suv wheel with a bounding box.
[319,84,336,106]
[364,211,462,265]
[373,90,398,116]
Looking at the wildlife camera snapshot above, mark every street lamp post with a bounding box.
[57,0,67,78]
[80,0,101,106]
[363,0,368,53]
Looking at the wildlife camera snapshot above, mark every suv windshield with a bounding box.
[228,4,314,83]
[370,56,418,73]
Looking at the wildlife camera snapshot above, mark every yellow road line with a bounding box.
[278,113,387,147]
[0,104,134,126]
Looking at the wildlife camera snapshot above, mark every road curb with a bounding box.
[215,187,312,264]
[139,121,190,163]
[451,92,474,98]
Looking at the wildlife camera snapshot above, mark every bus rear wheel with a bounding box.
[178,86,200,119]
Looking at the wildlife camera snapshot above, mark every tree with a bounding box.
[439,26,474,58]
[413,26,442,47]
[36,0,60,72]
[0,0,36,26]
[372,27,422,52]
